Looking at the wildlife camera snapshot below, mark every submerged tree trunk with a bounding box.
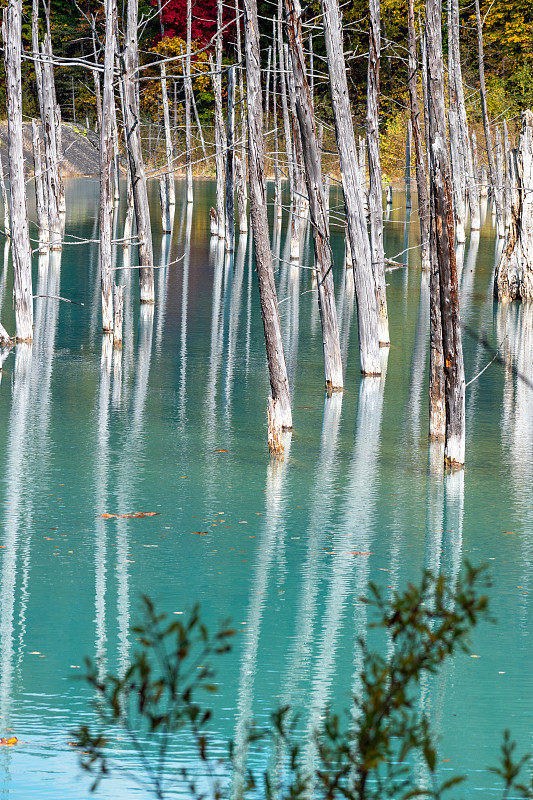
[285,0,343,392]
[32,120,49,253]
[4,0,33,341]
[426,0,465,466]
[366,0,389,345]
[407,0,430,271]
[321,0,381,375]
[243,0,292,429]
[494,110,533,301]
[225,65,235,252]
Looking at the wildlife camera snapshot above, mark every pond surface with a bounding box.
[0,179,531,798]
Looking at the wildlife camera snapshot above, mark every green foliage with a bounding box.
[73,563,533,800]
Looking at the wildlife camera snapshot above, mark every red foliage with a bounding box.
[159,0,236,44]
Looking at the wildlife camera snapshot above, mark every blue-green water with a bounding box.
[0,179,531,798]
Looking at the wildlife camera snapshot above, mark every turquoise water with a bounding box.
[0,180,531,798]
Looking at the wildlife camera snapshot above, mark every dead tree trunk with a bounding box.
[41,34,62,249]
[32,119,49,253]
[426,0,465,467]
[495,126,505,236]
[407,0,430,271]
[494,110,533,301]
[0,152,10,239]
[474,0,504,237]
[184,0,193,203]
[120,0,155,302]
[366,0,389,345]
[321,0,381,375]
[225,65,235,252]
[235,0,248,231]
[277,7,294,208]
[503,119,511,228]
[285,0,343,392]
[4,0,33,341]
[210,52,226,238]
[273,19,282,222]
[405,120,412,209]
[99,0,116,333]
[450,0,480,231]
[243,0,292,429]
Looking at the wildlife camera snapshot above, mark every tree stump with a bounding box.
[495,110,533,302]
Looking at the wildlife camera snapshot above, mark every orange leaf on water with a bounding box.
[97,512,160,519]
[0,737,18,746]
[214,449,228,452]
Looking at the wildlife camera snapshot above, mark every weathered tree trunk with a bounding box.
[494,110,533,301]
[243,0,292,429]
[267,396,284,455]
[32,119,49,253]
[184,0,193,203]
[92,27,103,133]
[475,0,504,236]
[4,0,33,341]
[428,187,445,439]
[407,0,430,272]
[405,119,412,209]
[235,155,248,233]
[0,152,10,239]
[277,7,294,204]
[450,0,480,231]
[113,283,124,347]
[285,44,306,259]
[447,5,466,245]
[495,127,505,238]
[41,34,62,249]
[264,46,272,133]
[503,119,511,228]
[210,51,226,239]
[159,174,171,233]
[225,65,235,252]
[99,0,116,334]
[426,0,465,466]
[285,0,343,392]
[320,0,381,375]
[235,0,248,230]
[120,0,155,302]
[471,128,480,195]
[272,21,282,221]
[366,0,389,346]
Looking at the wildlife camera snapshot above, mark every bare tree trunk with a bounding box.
[120,0,155,302]
[41,34,62,249]
[503,120,511,228]
[210,51,226,238]
[285,0,343,392]
[407,0,430,272]
[184,0,193,203]
[32,119,49,253]
[243,0,292,429]
[272,18,282,221]
[474,0,504,236]
[405,119,412,209]
[0,152,10,239]
[450,0,480,231]
[4,0,33,341]
[494,111,533,301]
[277,7,294,207]
[99,0,116,333]
[225,66,235,251]
[285,44,306,259]
[235,0,248,228]
[92,27,103,133]
[426,0,465,466]
[113,283,123,346]
[321,0,381,375]
[495,126,505,237]
[367,0,389,346]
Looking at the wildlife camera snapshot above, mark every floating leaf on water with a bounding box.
[214,449,228,452]
[0,737,17,746]
[190,531,208,535]
[97,512,160,519]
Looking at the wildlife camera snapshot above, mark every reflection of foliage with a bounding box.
[72,564,533,800]
[140,36,211,117]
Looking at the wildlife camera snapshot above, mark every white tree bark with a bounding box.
[4,0,33,341]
